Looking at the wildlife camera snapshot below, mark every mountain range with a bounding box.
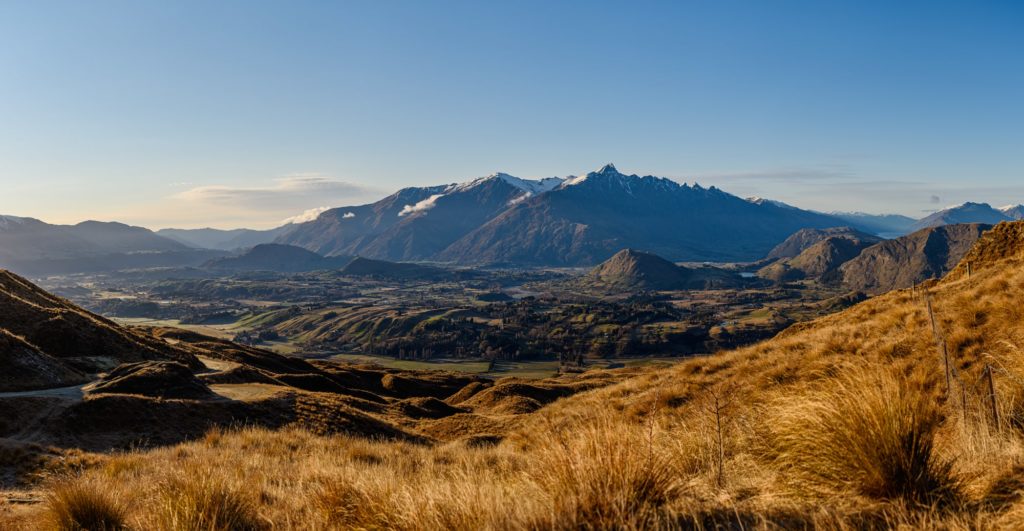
[272,167,1024,267]
[276,165,854,266]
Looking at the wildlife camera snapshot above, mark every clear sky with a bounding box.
[2,1,1022,229]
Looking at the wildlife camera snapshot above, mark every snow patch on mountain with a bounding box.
[747,197,797,209]
[398,172,565,217]
[451,172,564,195]
[561,163,620,188]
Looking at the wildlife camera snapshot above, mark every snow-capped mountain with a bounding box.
[279,164,857,265]
[998,204,1024,220]
[912,202,1013,231]
[276,171,559,260]
[437,164,848,265]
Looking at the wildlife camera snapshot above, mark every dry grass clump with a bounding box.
[524,417,682,529]
[152,466,266,531]
[44,477,127,531]
[763,365,960,505]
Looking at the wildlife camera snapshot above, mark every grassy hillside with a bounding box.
[9,222,1024,529]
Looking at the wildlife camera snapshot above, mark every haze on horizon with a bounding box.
[2,1,1022,229]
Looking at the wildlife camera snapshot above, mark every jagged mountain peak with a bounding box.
[596,163,619,174]
[560,164,684,194]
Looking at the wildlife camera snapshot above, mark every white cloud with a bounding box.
[176,174,368,209]
[343,212,356,219]
[281,206,330,225]
[147,173,383,228]
[398,194,445,217]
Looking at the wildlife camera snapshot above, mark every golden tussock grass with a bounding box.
[44,477,127,531]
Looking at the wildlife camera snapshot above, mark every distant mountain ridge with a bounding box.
[205,244,354,272]
[158,226,290,250]
[827,212,917,237]
[912,202,1012,231]
[0,217,225,277]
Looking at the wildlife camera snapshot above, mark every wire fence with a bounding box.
[920,286,1004,431]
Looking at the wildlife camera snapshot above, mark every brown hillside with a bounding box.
[840,223,990,294]
[946,221,1024,279]
[0,269,202,387]
[765,226,880,260]
[758,234,876,282]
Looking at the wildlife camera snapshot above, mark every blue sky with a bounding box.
[1,1,1022,228]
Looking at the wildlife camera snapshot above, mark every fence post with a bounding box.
[942,341,951,395]
[986,365,1000,430]
[926,297,938,338]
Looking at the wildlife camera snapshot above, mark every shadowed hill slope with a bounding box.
[0,329,89,392]
[0,270,202,386]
